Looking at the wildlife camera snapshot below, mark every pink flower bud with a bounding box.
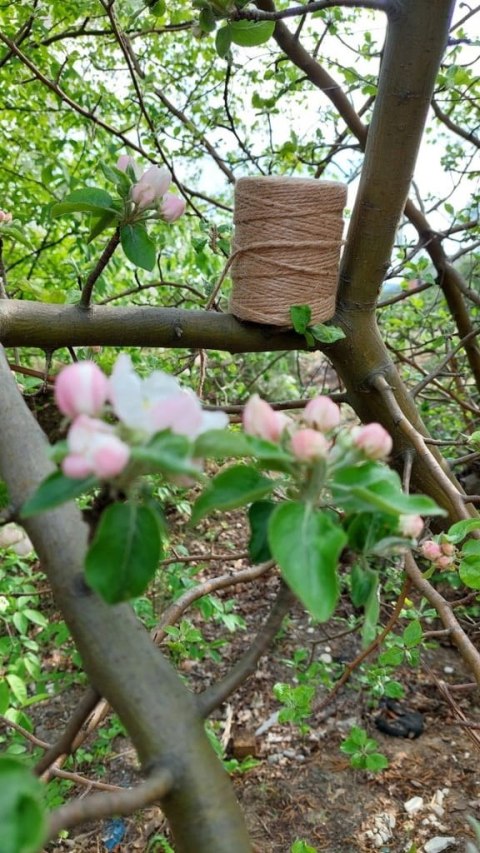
[116,155,141,179]
[440,541,455,556]
[62,415,130,480]
[399,514,424,539]
[291,428,330,461]
[55,361,109,419]
[421,539,442,561]
[243,394,291,442]
[160,193,186,223]
[131,165,171,211]
[436,554,455,570]
[0,210,12,223]
[353,423,393,460]
[304,396,341,432]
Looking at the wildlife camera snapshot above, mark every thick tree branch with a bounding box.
[0,301,304,352]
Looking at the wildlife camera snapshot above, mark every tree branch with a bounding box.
[404,551,480,686]
[0,300,305,352]
[198,581,296,717]
[79,229,120,309]
[47,770,174,841]
[241,0,389,20]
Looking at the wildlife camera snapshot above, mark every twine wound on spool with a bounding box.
[229,177,347,327]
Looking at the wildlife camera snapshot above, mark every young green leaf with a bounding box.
[248,500,275,563]
[193,428,252,459]
[120,223,156,271]
[268,502,346,621]
[290,304,312,335]
[447,518,480,543]
[131,431,200,476]
[85,502,163,603]
[21,471,97,518]
[402,619,422,648]
[459,556,480,589]
[310,323,346,344]
[87,211,118,243]
[216,24,232,58]
[229,19,275,46]
[350,561,377,607]
[51,188,116,217]
[0,756,47,853]
[191,465,274,525]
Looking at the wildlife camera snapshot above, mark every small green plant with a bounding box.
[340,725,388,772]
[291,841,318,853]
[273,682,315,735]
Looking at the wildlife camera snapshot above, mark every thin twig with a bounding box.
[80,229,120,308]
[47,770,173,840]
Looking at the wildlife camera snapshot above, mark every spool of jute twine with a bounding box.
[229,177,347,327]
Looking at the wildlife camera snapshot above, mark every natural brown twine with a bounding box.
[229,177,347,327]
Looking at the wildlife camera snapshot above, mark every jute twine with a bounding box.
[229,177,347,327]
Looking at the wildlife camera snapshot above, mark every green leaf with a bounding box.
[191,465,274,525]
[229,19,275,46]
[248,500,275,563]
[447,518,480,543]
[0,681,9,715]
[350,562,377,607]
[87,211,118,243]
[365,753,389,772]
[402,619,422,648]
[193,428,252,459]
[268,502,346,621]
[0,756,47,853]
[333,464,444,517]
[85,503,163,603]
[340,726,368,751]
[0,479,9,510]
[51,188,116,218]
[290,304,311,334]
[6,674,27,706]
[459,555,480,589]
[378,646,404,666]
[384,680,404,698]
[0,224,33,249]
[120,223,156,271]
[362,571,380,646]
[310,323,346,344]
[216,24,232,57]
[131,431,200,476]
[21,472,97,518]
[149,0,167,15]
[199,6,217,32]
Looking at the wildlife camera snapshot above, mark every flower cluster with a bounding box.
[242,393,393,462]
[421,538,456,570]
[117,156,185,222]
[55,356,227,480]
[242,393,422,539]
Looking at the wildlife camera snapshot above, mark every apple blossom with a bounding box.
[0,210,12,223]
[353,423,393,460]
[291,428,330,461]
[304,396,341,432]
[108,354,228,439]
[131,165,171,211]
[55,361,109,419]
[243,394,291,442]
[440,541,455,556]
[398,514,424,539]
[421,540,442,561]
[116,155,142,179]
[160,193,186,223]
[63,415,130,480]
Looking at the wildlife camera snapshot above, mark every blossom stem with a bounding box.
[80,229,120,309]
